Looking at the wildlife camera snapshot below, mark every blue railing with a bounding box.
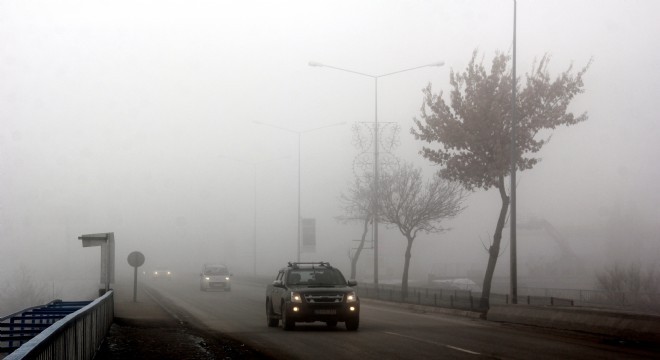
[1,291,113,360]
[1,300,71,354]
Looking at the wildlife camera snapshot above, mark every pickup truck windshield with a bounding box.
[204,267,228,275]
[287,269,346,286]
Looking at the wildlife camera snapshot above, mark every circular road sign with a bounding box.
[127,251,145,268]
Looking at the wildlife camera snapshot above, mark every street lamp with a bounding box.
[253,120,346,262]
[220,155,288,277]
[309,60,444,284]
[510,0,518,304]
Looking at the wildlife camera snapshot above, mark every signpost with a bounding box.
[78,232,115,295]
[127,251,145,302]
[302,218,316,253]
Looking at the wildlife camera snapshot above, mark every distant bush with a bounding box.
[596,263,658,293]
[595,263,660,313]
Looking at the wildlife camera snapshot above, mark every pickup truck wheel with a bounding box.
[266,300,279,327]
[345,317,359,331]
[281,302,295,331]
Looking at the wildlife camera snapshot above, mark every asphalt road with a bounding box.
[146,275,659,359]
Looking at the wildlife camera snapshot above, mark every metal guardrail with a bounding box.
[1,291,113,360]
[357,283,660,314]
[517,286,660,314]
[357,283,488,311]
[356,283,576,312]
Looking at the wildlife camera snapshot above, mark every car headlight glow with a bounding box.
[225,277,230,281]
[205,277,210,281]
[291,292,302,303]
[346,291,357,303]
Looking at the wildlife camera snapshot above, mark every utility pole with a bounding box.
[510,0,518,305]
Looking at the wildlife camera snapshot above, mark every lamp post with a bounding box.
[510,0,518,305]
[309,60,444,284]
[254,120,346,262]
[220,155,288,277]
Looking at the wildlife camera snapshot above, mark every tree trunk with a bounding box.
[479,175,510,310]
[401,236,414,299]
[350,216,370,280]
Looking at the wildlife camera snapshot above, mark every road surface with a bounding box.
[145,275,658,359]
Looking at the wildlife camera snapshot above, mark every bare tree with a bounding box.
[336,122,400,281]
[597,263,659,294]
[337,176,374,280]
[595,262,660,313]
[0,265,49,315]
[378,162,466,298]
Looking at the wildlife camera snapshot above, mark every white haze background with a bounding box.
[1,0,659,301]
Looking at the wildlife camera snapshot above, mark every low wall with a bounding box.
[487,304,660,343]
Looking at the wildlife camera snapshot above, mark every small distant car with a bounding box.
[200,264,232,291]
[152,269,172,280]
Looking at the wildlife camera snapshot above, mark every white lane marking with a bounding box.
[446,345,481,355]
[384,331,481,356]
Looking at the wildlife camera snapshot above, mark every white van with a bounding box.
[200,264,232,291]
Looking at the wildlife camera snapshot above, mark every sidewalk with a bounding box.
[95,278,270,360]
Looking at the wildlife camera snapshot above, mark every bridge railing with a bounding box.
[2,290,113,360]
[1,300,70,354]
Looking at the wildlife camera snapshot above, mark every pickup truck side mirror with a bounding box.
[347,280,357,287]
[272,279,284,288]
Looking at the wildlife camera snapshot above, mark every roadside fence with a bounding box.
[356,282,660,314]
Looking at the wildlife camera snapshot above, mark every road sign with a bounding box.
[127,251,145,302]
[302,218,316,253]
[127,251,145,267]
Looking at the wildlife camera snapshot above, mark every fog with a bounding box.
[2,0,659,302]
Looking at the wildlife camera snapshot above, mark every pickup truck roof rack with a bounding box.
[287,261,332,269]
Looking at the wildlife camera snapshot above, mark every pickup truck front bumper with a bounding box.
[283,301,360,322]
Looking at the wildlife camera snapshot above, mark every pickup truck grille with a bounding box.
[304,293,344,303]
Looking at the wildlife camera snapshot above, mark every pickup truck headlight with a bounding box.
[346,291,357,303]
[225,277,230,281]
[290,292,303,303]
[204,277,210,281]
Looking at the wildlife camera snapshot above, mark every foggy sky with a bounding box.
[2,0,659,288]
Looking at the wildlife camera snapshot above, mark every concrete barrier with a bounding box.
[487,304,660,343]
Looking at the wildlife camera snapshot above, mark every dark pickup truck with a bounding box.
[265,262,360,331]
